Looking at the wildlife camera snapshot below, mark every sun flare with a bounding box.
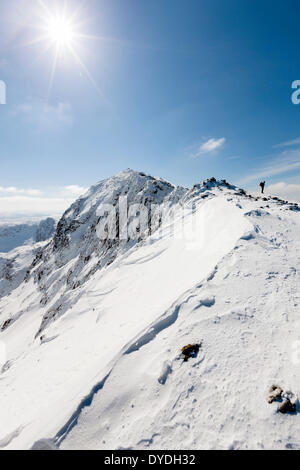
[37,0,82,55]
[45,16,76,49]
[24,0,107,101]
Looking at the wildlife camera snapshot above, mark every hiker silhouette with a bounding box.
[259,181,266,194]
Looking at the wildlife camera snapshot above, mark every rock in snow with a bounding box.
[0,169,299,450]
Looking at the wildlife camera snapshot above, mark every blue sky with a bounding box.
[1,0,300,216]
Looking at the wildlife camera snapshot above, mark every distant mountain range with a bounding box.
[0,217,56,253]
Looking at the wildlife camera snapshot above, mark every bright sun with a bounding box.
[45,16,76,49]
[31,1,104,99]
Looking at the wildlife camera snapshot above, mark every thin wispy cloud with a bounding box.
[0,196,73,216]
[64,185,88,196]
[0,184,87,216]
[190,137,226,158]
[267,182,300,202]
[239,147,300,184]
[14,101,74,131]
[199,137,226,154]
[273,137,300,148]
[227,155,241,161]
[0,186,42,196]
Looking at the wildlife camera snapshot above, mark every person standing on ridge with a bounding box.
[259,181,266,194]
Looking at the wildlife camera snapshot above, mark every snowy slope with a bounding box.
[0,171,300,450]
[62,204,300,451]
[0,243,47,298]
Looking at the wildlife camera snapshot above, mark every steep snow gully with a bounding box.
[0,170,300,450]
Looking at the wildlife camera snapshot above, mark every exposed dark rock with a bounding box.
[181,343,201,362]
[268,385,283,404]
[1,319,12,331]
[278,400,296,414]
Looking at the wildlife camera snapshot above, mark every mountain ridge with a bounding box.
[0,169,300,450]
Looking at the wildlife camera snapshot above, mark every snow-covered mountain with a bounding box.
[0,217,56,253]
[0,169,300,450]
[35,218,56,243]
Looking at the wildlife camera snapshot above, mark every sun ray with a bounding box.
[47,43,60,102]
[67,43,111,108]
[11,0,113,108]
